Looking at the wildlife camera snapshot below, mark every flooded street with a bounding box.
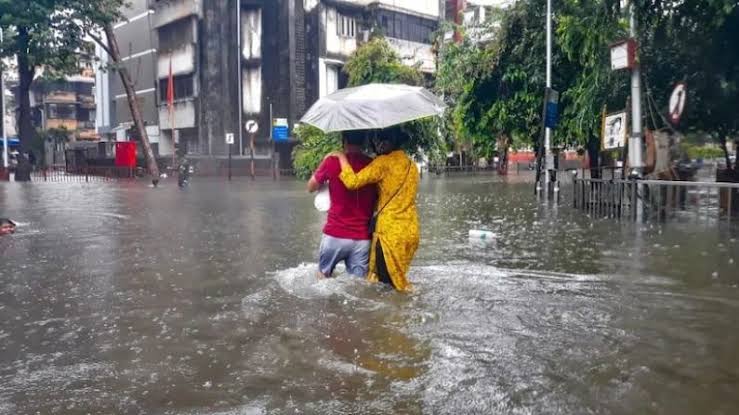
[1,176,738,414]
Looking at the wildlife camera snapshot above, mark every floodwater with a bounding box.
[1,176,738,415]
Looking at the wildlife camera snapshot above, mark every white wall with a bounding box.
[157,43,196,79]
[386,38,436,73]
[152,0,202,28]
[159,100,196,129]
[324,6,358,57]
[94,42,111,131]
[242,8,262,60]
[242,68,262,114]
[342,0,439,17]
[376,0,439,17]
[319,59,340,98]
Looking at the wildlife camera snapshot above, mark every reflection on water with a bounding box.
[1,177,738,414]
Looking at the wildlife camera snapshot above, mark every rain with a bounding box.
[1,177,738,414]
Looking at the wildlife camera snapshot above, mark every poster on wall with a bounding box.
[602,111,627,150]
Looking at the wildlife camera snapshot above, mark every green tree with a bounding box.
[292,125,341,180]
[293,36,441,179]
[0,0,161,183]
[344,37,423,87]
[635,0,739,171]
[0,0,85,155]
[438,0,739,177]
[69,0,161,182]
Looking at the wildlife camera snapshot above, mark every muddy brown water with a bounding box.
[1,176,738,414]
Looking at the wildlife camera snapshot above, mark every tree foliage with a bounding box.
[293,36,442,179]
[344,37,423,87]
[0,0,93,151]
[635,0,739,169]
[292,125,341,180]
[437,0,739,170]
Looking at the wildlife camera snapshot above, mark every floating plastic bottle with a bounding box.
[469,230,496,240]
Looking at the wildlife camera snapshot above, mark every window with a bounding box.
[47,104,76,120]
[158,19,194,52]
[337,14,355,37]
[377,12,436,44]
[159,74,195,102]
[326,65,339,96]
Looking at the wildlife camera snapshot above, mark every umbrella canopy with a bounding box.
[300,83,445,133]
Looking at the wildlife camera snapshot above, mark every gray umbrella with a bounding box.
[300,83,446,133]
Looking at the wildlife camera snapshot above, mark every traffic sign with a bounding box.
[246,120,259,134]
[668,82,687,125]
[544,88,559,129]
[273,118,289,142]
[610,39,637,71]
[225,133,235,145]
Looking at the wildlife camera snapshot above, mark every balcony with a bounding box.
[158,99,197,130]
[386,37,436,73]
[157,43,196,79]
[150,0,202,29]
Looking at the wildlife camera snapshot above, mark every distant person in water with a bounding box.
[0,218,16,235]
[308,130,377,278]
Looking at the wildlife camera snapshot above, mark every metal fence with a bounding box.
[30,166,138,183]
[573,178,739,223]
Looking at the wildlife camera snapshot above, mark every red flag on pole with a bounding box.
[167,57,174,111]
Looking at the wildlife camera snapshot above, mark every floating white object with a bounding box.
[314,187,331,212]
[469,230,496,240]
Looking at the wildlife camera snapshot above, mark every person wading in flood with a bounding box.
[308,131,377,278]
[0,218,16,235]
[328,127,420,292]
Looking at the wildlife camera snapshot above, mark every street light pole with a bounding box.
[1,27,8,170]
[628,2,643,178]
[237,0,244,157]
[543,0,553,197]
[628,1,644,222]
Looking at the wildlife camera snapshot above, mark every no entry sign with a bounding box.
[668,82,687,125]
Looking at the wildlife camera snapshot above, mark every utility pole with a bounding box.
[628,1,644,222]
[1,27,8,171]
[237,0,244,157]
[628,2,644,178]
[542,0,553,198]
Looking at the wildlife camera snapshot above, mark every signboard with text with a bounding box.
[272,118,289,142]
[602,111,627,150]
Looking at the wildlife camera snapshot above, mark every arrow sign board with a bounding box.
[246,120,259,134]
[225,132,235,145]
[668,82,687,125]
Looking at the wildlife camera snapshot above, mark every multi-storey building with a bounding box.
[29,74,97,142]
[96,0,172,157]
[97,0,443,171]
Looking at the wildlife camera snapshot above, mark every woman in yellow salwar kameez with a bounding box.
[329,134,420,292]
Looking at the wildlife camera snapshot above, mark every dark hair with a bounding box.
[343,130,366,146]
[0,218,15,227]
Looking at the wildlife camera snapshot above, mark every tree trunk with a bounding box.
[103,24,160,185]
[497,134,510,175]
[587,133,601,179]
[16,27,35,154]
[718,133,732,171]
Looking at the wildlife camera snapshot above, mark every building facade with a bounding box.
[97,0,443,170]
[29,74,97,142]
[96,0,172,157]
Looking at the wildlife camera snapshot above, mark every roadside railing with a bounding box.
[31,166,138,182]
[573,178,739,223]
